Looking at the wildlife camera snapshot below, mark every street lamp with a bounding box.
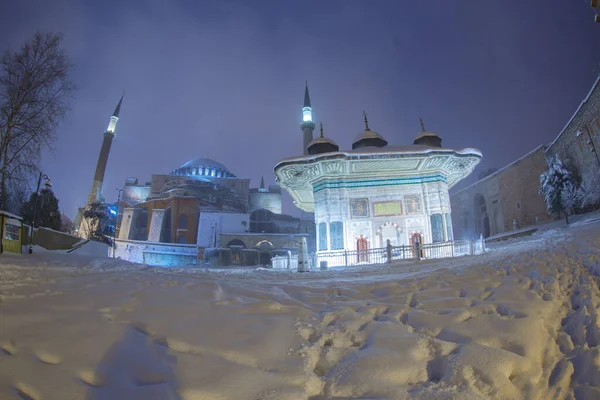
[28,172,52,254]
[113,188,123,258]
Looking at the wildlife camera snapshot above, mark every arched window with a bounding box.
[318,222,327,251]
[178,213,188,230]
[329,221,344,250]
[226,239,247,248]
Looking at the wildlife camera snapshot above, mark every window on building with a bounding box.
[250,209,273,233]
[177,236,187,244]
[329,221,344,250]
[178,213,188,230]
[4,224,19,241]
[431,214,444,243]
[318,222,328,251]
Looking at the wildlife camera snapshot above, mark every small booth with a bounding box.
[0,211,24,254]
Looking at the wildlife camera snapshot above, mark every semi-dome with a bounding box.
[308,122,339,155]
[171,157,236,178]
[352,112,388,150]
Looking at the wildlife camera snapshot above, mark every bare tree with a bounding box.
[0,32,75,210]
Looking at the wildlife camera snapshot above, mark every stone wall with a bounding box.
[498,146,553,231]
[197,212,249,248]
[115,239,200,266]
[218,232,310,250]
[248,191,282,214]
[35,227,82,250]
[545,76,600,191]
[450,146,551,239]
[450,77,600,239]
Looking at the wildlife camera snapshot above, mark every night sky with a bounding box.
[1,0,599,219]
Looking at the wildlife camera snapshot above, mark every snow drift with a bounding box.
[0,218,599,399]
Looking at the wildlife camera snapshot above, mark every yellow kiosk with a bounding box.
[0,211,23,254]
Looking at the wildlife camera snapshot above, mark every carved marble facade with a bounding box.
[313,179,453,252]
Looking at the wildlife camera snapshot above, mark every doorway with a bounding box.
[410,233,423,258]
[381,225,399,247]
[356,237,369,263]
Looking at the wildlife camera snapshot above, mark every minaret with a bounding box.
[301,81,315,155]
[87,94,123,205]
[259,175,266,192]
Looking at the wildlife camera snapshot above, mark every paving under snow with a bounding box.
[1,218,600,400]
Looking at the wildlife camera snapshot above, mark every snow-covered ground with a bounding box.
[1,219,599,400]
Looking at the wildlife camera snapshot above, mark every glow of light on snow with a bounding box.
[0,214,599,399]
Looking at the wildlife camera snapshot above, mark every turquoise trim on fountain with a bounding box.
[313,174,447,193]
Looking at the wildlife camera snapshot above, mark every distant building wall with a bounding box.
[197,212,249,248]
[219,232,311,251]
[122,185,151,204]
[450,77,600,239]
[35,227,81,250]
[248,191,282,214]
[497,146,552,231]
[451,146,551,239]
[545,76,600,190]
[115,239,199,267]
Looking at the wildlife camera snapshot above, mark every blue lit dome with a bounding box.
[171,157,236,178]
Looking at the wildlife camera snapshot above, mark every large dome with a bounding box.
[171,157,236,178]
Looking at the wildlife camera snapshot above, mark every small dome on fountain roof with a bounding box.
[308,122,339,155]
[172,157,236,177]
[413,118,442,148]
[352,111,388,150]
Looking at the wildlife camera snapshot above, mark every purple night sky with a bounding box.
[1,0,599,219]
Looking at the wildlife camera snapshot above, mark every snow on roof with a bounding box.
[547,75,600,149]
[451,144,546,196]
[0,210,23,220]
[275,144,482,165]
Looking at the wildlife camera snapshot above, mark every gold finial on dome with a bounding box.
[363,110,370,131]
[320,122,324,138]
[419,117,426,132]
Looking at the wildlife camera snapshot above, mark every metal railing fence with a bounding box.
[272,236,487,270]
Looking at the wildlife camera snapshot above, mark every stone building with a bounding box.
[545,76,600,192]
[450,146,552,239]
[112,153,316,266]
[117,157,250,244]
[450,76,600,239]
[275,89,481,255]
[248,176,282,214]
